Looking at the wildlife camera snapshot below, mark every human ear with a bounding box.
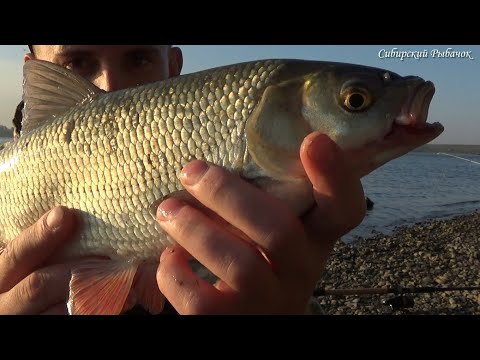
[24,52,36,63]
[168,46,183,77]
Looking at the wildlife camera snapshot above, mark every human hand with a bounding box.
[0,207,76,315]
[156,132,366,314]
[299,132,366,272]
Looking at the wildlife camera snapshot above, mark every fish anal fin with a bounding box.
[67,259,139,315]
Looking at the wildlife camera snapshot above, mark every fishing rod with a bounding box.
[313,285,480,297]
[313,285,480,310]
[436,152,480,165]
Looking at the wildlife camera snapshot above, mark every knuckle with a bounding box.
[261,216,305,255]
[35,215,50,239]
[20,272,45,303]
[224,255,245,287]
[203,167,231,202]
[172,207,200,241]
[224,252,260,291]
[2,243,20,268]
[0,214,54,269]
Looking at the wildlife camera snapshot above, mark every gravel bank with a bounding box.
[314,211,480,315]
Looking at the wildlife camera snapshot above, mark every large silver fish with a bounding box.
[0,59,443,314]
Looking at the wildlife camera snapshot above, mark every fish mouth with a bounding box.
[383,121,444,145]
[393,80,436,127]
[382,79,439,142]
[349,121,444,178]
[346,79,444,178]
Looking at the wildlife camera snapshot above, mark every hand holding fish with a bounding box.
[156,132,366,314]
[0,207,75,314]
[0,132,364,315]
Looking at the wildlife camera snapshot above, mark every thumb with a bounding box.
[300,132,366,241]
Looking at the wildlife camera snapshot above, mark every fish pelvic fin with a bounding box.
[67,258,139,315]
[21,59,103,135]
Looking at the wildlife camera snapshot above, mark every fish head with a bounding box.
[246,61,443,181]
[301,63,443,177]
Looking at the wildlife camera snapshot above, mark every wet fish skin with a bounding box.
[0,59,443,314]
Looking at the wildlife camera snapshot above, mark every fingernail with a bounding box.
[308,133,336,166]
[181,160,209,186]
[46,207,64,231]
[157,198,185,221]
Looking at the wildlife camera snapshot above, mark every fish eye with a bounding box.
[383,72,391,82]
[343,89,371,111]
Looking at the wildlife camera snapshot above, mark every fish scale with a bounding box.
[0,59,284,260]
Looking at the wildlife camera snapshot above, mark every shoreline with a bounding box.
[415,144,480,155]
[315,210,480,315]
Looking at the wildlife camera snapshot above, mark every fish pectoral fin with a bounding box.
[21,60,104,135]
[67,258,139,315]
[246,81,309,180]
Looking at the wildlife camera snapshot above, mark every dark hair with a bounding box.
[12,100,24,138]
[28,45,34,53]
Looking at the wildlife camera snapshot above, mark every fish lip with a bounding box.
[347,121,444,178]
[394,79,435,127]
[384,121,444,140]
[382,79,436,140]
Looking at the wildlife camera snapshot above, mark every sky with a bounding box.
[0,45,478,145]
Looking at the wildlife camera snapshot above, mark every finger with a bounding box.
[178,160,306,275]
[300,132,366,242]
[0,263,71,315]
[0,206,76,291]
[165,191,253,243]
[157,246,227,314]
[157,198,275,294]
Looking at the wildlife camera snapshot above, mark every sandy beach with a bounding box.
[314,211,480,315]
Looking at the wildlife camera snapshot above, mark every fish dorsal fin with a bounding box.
[22,59,103,134]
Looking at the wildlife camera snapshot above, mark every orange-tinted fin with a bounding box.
[130,262,166,315]
[67,259,139,315]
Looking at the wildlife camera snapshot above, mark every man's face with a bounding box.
[26,45,183,92]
